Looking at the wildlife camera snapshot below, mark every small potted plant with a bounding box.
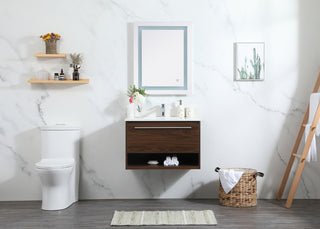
[69,53,83,80]
[40,33,61,54]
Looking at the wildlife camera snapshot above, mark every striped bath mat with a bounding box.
[110,210,217,226]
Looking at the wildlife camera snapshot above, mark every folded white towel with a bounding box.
[218,169,243,194]
[171,157,179,166]
[304,93,320,162]
[164,157,171,166]
[164,156,179,166]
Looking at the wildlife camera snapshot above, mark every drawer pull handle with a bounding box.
[134,127,192,129]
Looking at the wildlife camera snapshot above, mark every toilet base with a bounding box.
[41,186,77,210]
[42,199,77,211]
[37,167,77,211]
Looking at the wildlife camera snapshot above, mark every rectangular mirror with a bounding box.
[133,22,192,95]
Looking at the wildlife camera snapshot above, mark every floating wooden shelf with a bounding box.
[27,79,89,84]
[34,53,66,58]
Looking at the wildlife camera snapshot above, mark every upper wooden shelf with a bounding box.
[27,79,89,84]
[34,53,66,58]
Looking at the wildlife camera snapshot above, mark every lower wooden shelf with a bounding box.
[28,78,89,84]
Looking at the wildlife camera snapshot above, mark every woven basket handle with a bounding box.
[215,167,264,178]
[253,172,264,178]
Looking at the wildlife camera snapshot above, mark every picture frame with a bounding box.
[234,42,265,81]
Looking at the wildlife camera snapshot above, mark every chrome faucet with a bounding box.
[161,104,165,117]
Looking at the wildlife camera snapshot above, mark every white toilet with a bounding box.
[35,125,80,210]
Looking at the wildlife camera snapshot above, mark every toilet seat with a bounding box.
[36,158,74,170]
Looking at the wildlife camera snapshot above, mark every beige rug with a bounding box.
[110,210,217,226]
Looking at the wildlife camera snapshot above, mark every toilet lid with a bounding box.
[35,159,74,169]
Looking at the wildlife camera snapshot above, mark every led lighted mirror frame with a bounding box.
[133,22,192,95]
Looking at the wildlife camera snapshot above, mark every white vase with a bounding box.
[134,104,144,118]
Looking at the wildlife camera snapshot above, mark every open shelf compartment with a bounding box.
[126,153,200,170]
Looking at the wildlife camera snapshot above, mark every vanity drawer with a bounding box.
[126,121,200,154]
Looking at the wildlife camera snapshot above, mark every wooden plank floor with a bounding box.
[0,199,320,229]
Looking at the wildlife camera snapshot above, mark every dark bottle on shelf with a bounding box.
[73,69,79,81]
[59,69,65,80]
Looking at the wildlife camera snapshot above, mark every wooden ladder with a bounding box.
[277,72,320,208]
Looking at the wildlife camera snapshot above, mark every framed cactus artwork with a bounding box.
[234,42,265,81]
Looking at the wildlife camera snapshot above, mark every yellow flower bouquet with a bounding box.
[40,32,61,54]
[40,33,61,41]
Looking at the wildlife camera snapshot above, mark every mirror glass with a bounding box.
[133,23,192,95]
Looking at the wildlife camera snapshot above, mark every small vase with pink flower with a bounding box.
[127,84,147,118]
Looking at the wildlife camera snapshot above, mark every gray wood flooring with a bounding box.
[0,199,319,229]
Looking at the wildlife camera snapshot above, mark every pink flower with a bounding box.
[129,97,133,104]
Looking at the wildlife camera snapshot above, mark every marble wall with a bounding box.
[1,0,320,200]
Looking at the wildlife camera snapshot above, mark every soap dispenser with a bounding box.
[177,100,185,119]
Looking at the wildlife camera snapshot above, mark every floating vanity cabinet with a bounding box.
[126,120,200,169]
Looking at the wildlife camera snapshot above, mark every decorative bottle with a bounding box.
[59,69,65,80]
[73,69,79,80]
[54,73,59,81]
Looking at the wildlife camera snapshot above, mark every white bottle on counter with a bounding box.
[185,107,194,118]
[177,100,185,119]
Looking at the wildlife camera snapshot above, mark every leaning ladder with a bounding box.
[277,72,320,208]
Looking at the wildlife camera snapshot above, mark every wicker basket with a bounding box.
[45,40,57,54]
[215,167,264,207]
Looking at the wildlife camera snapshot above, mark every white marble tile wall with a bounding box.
[1,0,320,200]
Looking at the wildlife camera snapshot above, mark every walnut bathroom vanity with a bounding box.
[125,119,200,169]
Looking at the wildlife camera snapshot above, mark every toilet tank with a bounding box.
[41,125,80,159]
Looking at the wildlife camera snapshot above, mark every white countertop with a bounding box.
[125,117,201,122]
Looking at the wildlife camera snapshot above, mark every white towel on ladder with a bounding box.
[304,93,320,162]
[304,124,317,162]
